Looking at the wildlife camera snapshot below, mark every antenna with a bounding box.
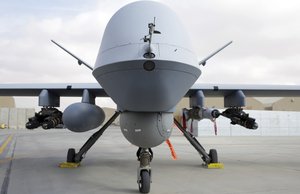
[142,17,161,58]
[143,17,161,44]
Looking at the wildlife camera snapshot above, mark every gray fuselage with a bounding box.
[92,1,201,148]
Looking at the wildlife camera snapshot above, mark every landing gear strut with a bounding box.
[137,148,153,193]
[174,118,218,165]
[66,111,120,163]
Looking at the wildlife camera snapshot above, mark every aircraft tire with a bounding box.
[209,149,218,163]
[139,170,150,193]
[67,148,76,163]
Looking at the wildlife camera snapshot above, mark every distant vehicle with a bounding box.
[0,124,7,129]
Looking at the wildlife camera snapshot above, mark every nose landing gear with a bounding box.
[137,148,153,193]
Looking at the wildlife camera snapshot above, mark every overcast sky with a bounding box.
[0,0,299,110]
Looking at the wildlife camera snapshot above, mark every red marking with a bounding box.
[166,139,177,160]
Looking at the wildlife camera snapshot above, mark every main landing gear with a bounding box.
[65,111,120,163]
[174,118,219,165]
[62,111,155,193]
[136,148,153,193]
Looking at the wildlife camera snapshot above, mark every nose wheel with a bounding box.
[138,170,151,193]
[137,148,153,193]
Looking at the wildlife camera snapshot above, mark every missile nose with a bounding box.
[252,123,258,130]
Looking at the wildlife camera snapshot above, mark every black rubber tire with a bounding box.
[67,148,76,163]
[139,170,151,193]
[209,149,218,163]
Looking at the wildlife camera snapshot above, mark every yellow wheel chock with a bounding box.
[206,163,224,169]
[59,162,80,168]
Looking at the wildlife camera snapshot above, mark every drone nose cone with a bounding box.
[95,0,196,67]
[92,1,201,112]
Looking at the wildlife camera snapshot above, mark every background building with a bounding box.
[271,97,300,111]
[0,97,15,107]
[0,97,34,129]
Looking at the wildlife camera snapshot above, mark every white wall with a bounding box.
[198,110,300,136]
[0,108,35,129]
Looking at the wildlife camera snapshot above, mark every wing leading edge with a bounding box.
[186,83,300,98]
[0,83,107,97]
[1,82,300,99]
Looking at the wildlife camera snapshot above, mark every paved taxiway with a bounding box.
[1,127,300,194]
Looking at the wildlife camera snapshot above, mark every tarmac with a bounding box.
[1,127,300,194]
